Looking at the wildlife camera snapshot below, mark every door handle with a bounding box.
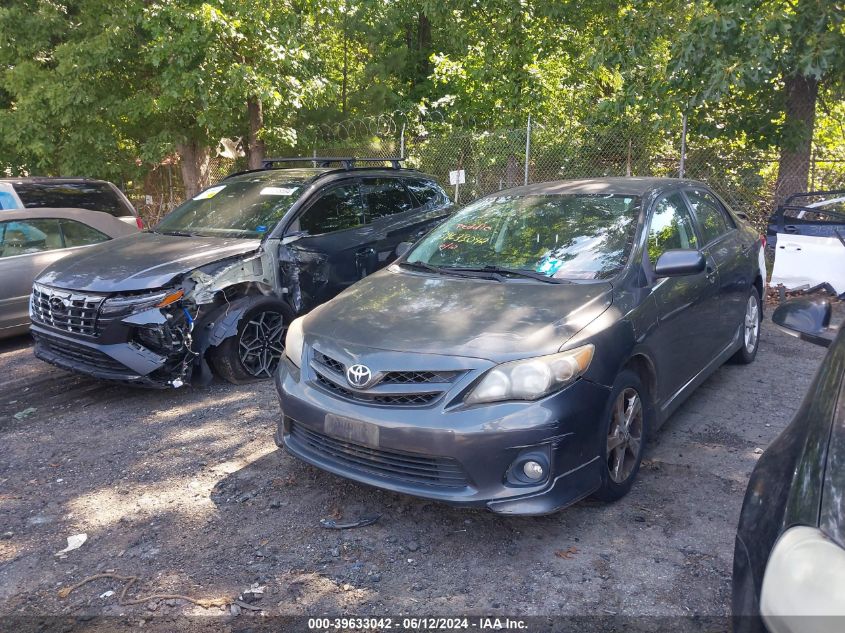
[784,225,799,233]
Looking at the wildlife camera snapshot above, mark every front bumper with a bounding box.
[30,312,190,388]
[274,352,612,516]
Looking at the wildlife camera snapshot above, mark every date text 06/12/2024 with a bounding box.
[307,617,528,631]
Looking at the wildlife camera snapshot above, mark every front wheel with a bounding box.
[730,287,761,364]
[591,369,650,502]
[209,298,288,384]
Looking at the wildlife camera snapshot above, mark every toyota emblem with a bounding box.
[346,364,373,388]
[49,296,68,311]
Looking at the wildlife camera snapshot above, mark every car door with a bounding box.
[685,187,751,346]
[282,180,376,308]
[0,218,67,331]
[644,192,722,399]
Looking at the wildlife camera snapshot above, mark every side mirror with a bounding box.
[772,298,835,348]
[735,211,749,221]
[281,230,308,245]
[395,241,413,259]
[654,249,706,278]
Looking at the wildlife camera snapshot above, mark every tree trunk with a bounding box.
[246,98,266,170]
[414,13,432,89]
[176,141,211,199]
[774,74,819,209]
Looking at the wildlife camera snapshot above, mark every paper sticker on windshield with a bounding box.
[260,186,298,196]
[192,185,226,200]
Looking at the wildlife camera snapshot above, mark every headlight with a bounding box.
[761,526,845,626]
[465,344,594,405]
[284,316,305,368]
[100,289,183,317]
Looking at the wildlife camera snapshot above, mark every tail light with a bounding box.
[136,216,144,230]
[760,235,766,248]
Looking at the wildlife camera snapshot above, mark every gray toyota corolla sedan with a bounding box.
[275,177,764,515]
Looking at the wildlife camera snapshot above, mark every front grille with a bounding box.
[289,421,469,489]
[381,370,459,384]
[31,284,106,337]
[35,333,129,374]
[311,349,461,407]
[314,351,344,374]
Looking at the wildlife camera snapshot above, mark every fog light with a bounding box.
[522,461,545,480]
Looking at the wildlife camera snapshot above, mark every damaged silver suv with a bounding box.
[29,158,452,387]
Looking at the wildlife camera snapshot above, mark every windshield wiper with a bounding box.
[399,260,501,280]
[452,265,571,284]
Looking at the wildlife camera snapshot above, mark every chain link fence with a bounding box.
[131,113,845,231]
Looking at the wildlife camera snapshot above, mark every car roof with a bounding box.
[223,165,429,184]
[0,207,137,237]
[497,177,709,197]
[0,177,115,185]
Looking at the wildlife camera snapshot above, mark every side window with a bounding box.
[362,178,414,220]
[60,219,110,247]
[647,194,699,265]
[0,219,63,258]
[405,178,446,209]
[686,189,732,244]
[297,183,364,235]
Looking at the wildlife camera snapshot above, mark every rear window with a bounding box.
[13,182,133,217]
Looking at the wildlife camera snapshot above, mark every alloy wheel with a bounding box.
[607,387,644,484]
[744,294,760,353]
[238,311,287,378]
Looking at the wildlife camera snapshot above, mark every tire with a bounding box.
[729,286,761,365]
[591,369,651,502]
[209,298,289,384]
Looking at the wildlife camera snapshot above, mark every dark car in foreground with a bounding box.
[0,208,138,339]
[29,158,452,387]
[0,177,142,229]
[733,298,845,632]
[275,177,765,515]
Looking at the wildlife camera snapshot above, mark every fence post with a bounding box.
[524,114,531,186]
[400,123,406,158]
[679,113,688,178]
[810,146,816,190]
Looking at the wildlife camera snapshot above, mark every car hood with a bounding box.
[305,267,613,361]
[35,232,262,293]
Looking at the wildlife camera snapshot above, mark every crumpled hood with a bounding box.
[35,232,262,293]
[306,267,612,361]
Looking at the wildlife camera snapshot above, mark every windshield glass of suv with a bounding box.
[156,174,308,238]
[406,193,641,280]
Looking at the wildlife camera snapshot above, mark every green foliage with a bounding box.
[0,0,842,197]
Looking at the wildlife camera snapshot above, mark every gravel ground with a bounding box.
[0,314,831,625]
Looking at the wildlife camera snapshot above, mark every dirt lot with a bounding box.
[0,315,830,626]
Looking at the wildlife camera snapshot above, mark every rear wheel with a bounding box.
[209,298,288,384]
[592,370,650,502]
[730,287,761,364]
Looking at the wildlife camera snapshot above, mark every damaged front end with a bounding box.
[31,249,283,388]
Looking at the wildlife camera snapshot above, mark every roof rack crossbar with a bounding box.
[782,189,845,208]
[260,156,405,170]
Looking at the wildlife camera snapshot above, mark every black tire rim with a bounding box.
[238,310,287,378]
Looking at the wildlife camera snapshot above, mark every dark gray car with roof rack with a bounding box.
[28,158,452,387]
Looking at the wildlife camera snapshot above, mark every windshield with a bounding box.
[14,182,131,217]
[406,193,641,280]
[155,175,308,238]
